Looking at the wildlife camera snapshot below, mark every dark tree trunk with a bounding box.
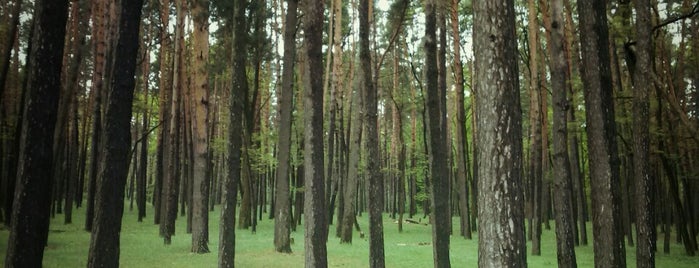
[219,0,247,266]
[4,0,69,266]
[301,0,329,266]
[273,0,297,254]
[86,1,143,266]
[473,0,527,266]
[632,0,656,266]
[0,0,21,105]
[577,0,627,266]
[550,0,577,266]
[424,1,451,267]
[360,0,385,266]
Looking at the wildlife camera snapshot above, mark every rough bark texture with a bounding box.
[360,0,385,266]
[4,0,69,266]
[191,0,211,254]
[87,0,144,266]
[549,0,577,266]
[473,0,527,267]
[633,0,655,266]
[341,70,362,243]
[526,0,543,255]
[577,0,627,266]
[219,0,247,266]
[424,1,451,267]
[302,0,329,266]
[274,0,297,254]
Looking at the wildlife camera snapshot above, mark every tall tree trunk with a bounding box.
[526,0,543,255]
[85,0,109,232]
[451,0,471,240]
[424,2,451,267]
[190,0,210,254]
[302,0,328,266]
[473,0,527,266]
[359,0,384,266]
[631,0,655,265]
[577,0,627,266]
[153,0,172,226]
[550,0,577,266]
[274,0,297,254]
[136,23,151,222]
[4,1,69,265]
[87,0,143,265]
[219,0,247,266]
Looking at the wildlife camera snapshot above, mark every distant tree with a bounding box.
[274,0,297,254]
[191,0,211,254]
[577,0,627,266]
[219,0,247,266]
[632,0,655,266]
[4,0,69,266]
[86,0,144,266]
[301,0,329,266]
[473,0,527,266]
[85,0,109,232]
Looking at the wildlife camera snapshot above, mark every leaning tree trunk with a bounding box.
[87,0,144,266]
[473,0,527,266]
[4,0,69,266]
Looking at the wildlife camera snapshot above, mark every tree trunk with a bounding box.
[424,1,451,267]
[0,0,21,105]
[473,0,527,266]
[341,86,363,243]
[190,0,210,254]
[360,0,385,266]
[87,1,143,266]
[219,0,247,266]
[4,1,69,265]
[549,0,577,266]
[274,0,297,254]
[526,0,543,255]
[302,0,328,266]
[85,0,109,232]
[577,0,627,266]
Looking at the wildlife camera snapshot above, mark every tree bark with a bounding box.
[550,0,577,266]
[4,0,69,266]
[219,0,247,266]
[274,0,297,254]
[473,0,527,267]
[302,0,329,266]
[86,1,143,266]
[577,0,627,266]
[190,0,210,254]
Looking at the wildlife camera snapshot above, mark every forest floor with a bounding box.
[0,205,696,267]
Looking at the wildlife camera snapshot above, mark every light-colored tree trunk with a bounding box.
[273,0,297,254]
[191,0,210,254]
[473,0,527,266]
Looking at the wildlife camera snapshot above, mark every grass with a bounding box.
[0,205,696,267]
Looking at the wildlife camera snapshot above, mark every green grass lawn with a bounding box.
[0,205,696,267]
